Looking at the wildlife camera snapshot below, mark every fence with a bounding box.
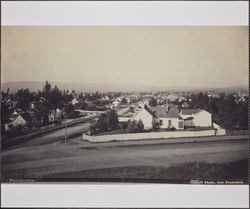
[2,115,98,149]
[226,130,248,136]
[83,129,225,143]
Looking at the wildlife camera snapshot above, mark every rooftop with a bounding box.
[150,105,179,118]
[181,108,202,115]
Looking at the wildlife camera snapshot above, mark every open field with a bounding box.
[1,134,248,182]
[42,160,248,183]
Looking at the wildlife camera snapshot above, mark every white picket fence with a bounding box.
[83,128,225,143]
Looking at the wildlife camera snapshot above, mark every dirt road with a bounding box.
[1,135,248,181]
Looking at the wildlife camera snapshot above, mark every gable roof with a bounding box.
[165,106,180,118]
[144,105,157,117]
[132,105,155,120]
[181,108,202,115]
[20,113,33,123]
[182,102,189,106]
[150,105,179,118]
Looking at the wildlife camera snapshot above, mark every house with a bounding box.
[72,98,79,106]
[181,102,189,109]
[207,91,220,98]
[102,95,110,101]
[138,100,149,108]
[118,117,131,123]
[237,96,248,103]
[5,112,32,131]
[49,108,63,123]
[180,108,212,127]
[112,100,120,107]
[167,94,185,102]
[132,104,184,130]
[126,97,131,103]
[151,104,184,130]
[138,101,145,108]
[132,105,155,129]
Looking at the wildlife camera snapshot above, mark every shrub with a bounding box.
[137,120,144,131]
[127,120,145,133]
[152,118,161,130]
[67,110,80,119]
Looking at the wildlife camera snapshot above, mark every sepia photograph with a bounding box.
[1,26,248,183]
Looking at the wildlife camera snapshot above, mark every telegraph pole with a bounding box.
[64,124,67,143]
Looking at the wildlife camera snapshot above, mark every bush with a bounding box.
[137,120,144,131]
[92,109,119,134]
[127,120,145,133]
[127,121,137,133]
[67,111,80,119]
[152,118,161,130]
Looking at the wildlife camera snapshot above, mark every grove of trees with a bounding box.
[127,119,144,133]
[186,92,248,130]
[89,109,119,135]
[1,81,77,133]
[149,97,157,107]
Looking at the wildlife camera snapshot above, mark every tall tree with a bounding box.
[15,88,32,111]
[42,80,52,101]
[50,85,63,109]
[149,97,157,107]
[1,89,13,133]
[97,113,108,132]
[107,109,119,130]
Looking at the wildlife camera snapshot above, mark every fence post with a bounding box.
[64,125,67,143]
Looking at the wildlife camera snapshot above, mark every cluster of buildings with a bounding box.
[4,106,64,132]
[129,102,213,130]
[4,110,33,131]
[4,88,247,134]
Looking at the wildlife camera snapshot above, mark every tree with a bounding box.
[50,85,63,109]
[62,90,74,104]
[97,113,108,132]
[127,120,137,133]
[42,80,52,101]
[107,109,119,130]
[127,120,145,133]
[94,110,119,133]
[89,123,98,135]
[121,97,127,105]
[14,88,32,111]
[1,89,13,133]
[137,119,144,131]
[149,97,157,107]
[152,118,161,130]
[64,103,74,115]
[35,100,50,125]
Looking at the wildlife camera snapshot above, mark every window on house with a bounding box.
[179,121,184,129]
[168,120,172,127]
[159,120,163,125]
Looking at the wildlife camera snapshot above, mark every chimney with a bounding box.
[164,99,169,112]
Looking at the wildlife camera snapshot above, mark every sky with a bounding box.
[1,26,248,88]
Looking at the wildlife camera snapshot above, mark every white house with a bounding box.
[180,108,212,127]
[132,105,184,130]
[132,105,154,129]
[72,98,79,106]
[181,102,189,109]
[138,100,147,108]
[49,108,63,123]
[5,113,32,131]
[151,105,184,130]
[112,100,120,107]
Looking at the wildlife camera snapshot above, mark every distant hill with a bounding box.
[1,81,167,93]
[1,81,248,94]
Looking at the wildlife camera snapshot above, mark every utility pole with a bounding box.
[64,125,67,143]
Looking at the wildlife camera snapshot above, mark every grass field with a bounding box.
[2,135,248,183]
[41,159,248,183]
